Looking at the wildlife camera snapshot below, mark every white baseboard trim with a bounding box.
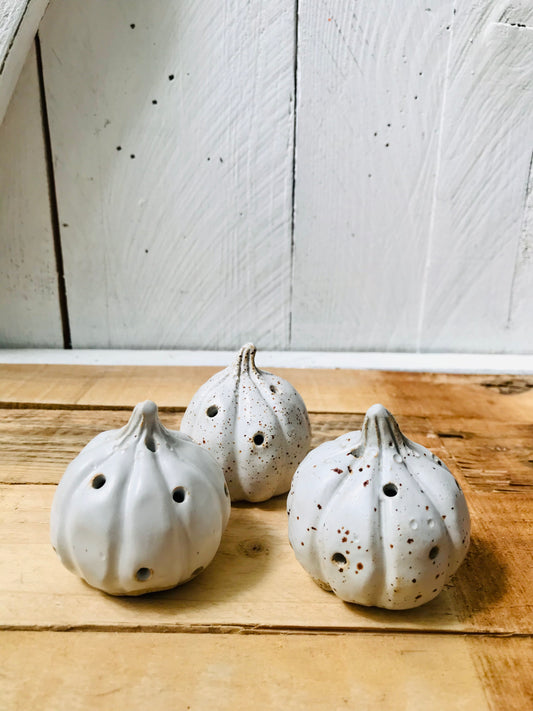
[1,349,533,374]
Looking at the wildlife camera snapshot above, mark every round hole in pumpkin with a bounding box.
[331,552,347,566]
[192,566,204,577]
[383,483,398,497]
[172,486,186,503]
[270,385,277,393]
[429,546,439,560]
[253,432,264,446]
[206,405,218,417]
[91,474,106,489]
[223,483,229,497]
[135,567,152,582]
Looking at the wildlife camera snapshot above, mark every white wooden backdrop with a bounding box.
[1,0,532,352]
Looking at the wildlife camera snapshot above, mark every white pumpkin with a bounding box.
[287,404,470,609]
[181,343,311,502]
[50,400,230,595]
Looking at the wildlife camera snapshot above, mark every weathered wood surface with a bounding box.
[6,631,522,711]
[1,480,531,634]
[38,0,295,349]
[418,1,533,352]
[2,631,530,711]
[0,43,62,347]
[2,364,533,421]
[2,1,533,353]
[292,0,454,350]
[291,0,533,353]
[0,365,532,709]
[0,0,49,123]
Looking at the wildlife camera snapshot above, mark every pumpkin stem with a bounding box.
[360,404,406,453]
[233,343,258,378]
[119,400,164,449]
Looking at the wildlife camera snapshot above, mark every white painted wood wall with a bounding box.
[1,0,532,352]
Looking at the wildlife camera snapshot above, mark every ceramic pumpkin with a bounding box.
[50,400,230,595]
[287,404,470,609]
[181,343,311,502]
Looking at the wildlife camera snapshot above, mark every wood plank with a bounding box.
[2,365,533,422]
[0,408,444,484]
[291,0,455,350]
[470,635,533,711]
[418,2,533,352]
[0,43,62,347]
[429,415,533,492]
[0,0,49,124]
[1,473,531,633]
[0,363,218,407]
[5,405,533,494]
[38,0,295,349]
[0,631,495,711]
[2,368,533,709]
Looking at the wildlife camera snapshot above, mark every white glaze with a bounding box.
[180,343,311,502]
[50,400,230,595]
[287,404,470,610]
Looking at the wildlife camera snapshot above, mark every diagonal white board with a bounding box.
[0,0,50,124]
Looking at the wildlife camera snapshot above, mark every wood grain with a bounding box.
[0,408,443,484]
[1,631,494,711]
[291,0,455,350]
[38,0,295,349]
[418,1,533,352]
[1,364,532,709]
[1,2,533,354]
[290,0,533,354]
[5,404,533,491]
[470,635,533,711]
[1,465,531,633]
[0,43,62,347]
[2,365,533,422]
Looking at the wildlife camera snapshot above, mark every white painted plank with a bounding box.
[2,348,533,373]
[291,1,455,350]
[39,0,295,349]
[0,42,62,346]
[0,0,49,124]
[418,1,533,353]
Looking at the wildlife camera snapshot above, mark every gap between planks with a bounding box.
[0,401,186,411]
[0,400,392,418]
[2,623,532,638]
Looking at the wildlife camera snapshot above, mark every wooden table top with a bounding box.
[1,364,532,710]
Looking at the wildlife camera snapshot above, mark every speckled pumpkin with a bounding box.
[50,400,230,595]
[180,343,311,502]
[287,404,470,609]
